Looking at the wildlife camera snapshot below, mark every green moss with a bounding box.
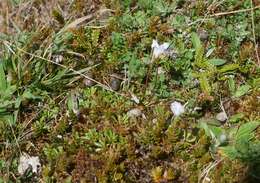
[193,136,210,158]
[199,153,212,165]
[52,9,65,25]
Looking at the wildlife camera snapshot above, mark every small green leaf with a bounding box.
[199,118,222,126]
[0,62,7,92]
[22,90,41,100]
[67,92,79,114]
[191,32,206,67]
[228,76,236,95]
[199,74,211,94]
[219,64,239,73]
[208,58,226,66]
[191,32,202,50]
[205,48,215,58]
[15,97,22,109]
[234,84,251,97]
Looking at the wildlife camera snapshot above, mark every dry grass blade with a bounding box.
[189,4,260,27]
[62,8,114,32]
[199,158,224,183]
[250,0,260,66]
[209,4,260,17]
[64,14,94,31]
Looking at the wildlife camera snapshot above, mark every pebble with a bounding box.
[127,108,143,118]
[216,112,228,122]
[83,73,95,87]
[110,74,121,91]
[197,29,209,41]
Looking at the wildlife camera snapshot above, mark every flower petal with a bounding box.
[161,43,170,50]
[151,39,159,49]
[170,101,185,116]
[18,153,41,175]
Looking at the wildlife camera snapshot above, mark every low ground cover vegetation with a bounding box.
[0,0,259,182]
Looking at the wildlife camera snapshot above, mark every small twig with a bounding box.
[250,0,260,65]
[199,158,224,183]
[219,96,228,119]
[64,14,94,31]
[66,50,86,60]
[189,4,260,26]
[84,24,108,29]
[153,66,159,94]
[2,41,15,54]
[145,53,155,88]
[209,4,260,17]
[108,74,143,86]
[197,0,225,27]
[61,8,114,32]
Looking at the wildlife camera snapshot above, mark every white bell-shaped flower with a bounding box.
[151,40,170,59]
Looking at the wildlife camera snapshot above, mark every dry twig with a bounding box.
[250,0,260,65]
[209,4,260,17]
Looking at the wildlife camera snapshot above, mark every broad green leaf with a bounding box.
[235,121,260,142]
[208,58,226,66]
[234,137,250,155]
[198,121,223,140]
[228,126,239,138]
[234,84,251,97]
[229,113,245,123]
[210,126,224,139]
[218,146,238,159]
